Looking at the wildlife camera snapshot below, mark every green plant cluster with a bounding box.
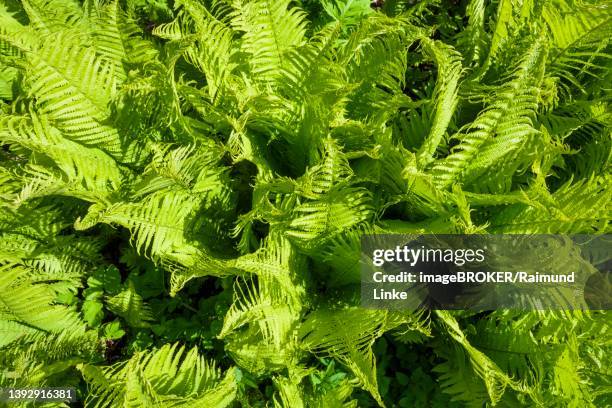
[0,0,610,406]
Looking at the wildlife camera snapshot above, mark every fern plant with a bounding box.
[0,0,610,406]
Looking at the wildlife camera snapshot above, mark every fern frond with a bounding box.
[232,0,308,85]
[432,37,547,191]
[0,113,123,202]
[0,329,101,388]
[20,0,85,38]
[80,342,238,408]
[490,176,611,233]
[220,235,306,374]
[75,193,200,261]
[299,308,411,407]
[286,187,373,247]
[416,38,463,168]
[0,264,86,347]
[171,0,238,99]
[88,0,158,81]
[543,1,612,94]
[279,23,345,102]
[22,31,125,157]
[435,311,536,406]
[339,13,422,122]
[75,143,234,263]
[455,0,487,67]
[477,0,515,77]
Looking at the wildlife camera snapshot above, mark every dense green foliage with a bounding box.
[0,0,610,406]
